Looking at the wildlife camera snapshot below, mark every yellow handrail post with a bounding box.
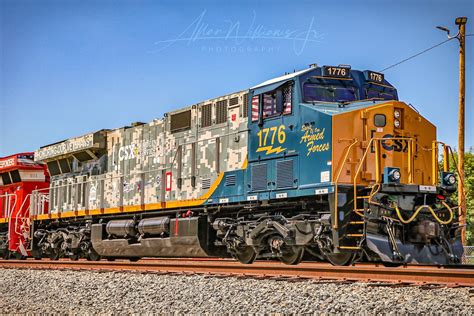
[431,141,439,186]
[407,139,413,184]
[333,139,359,229]
[443,144,450,172]
[374,139,381,183]
[353,138,375,210]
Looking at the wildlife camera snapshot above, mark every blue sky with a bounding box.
[0,0,473,156]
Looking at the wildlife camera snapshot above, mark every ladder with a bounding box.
[333,137,416,251]
[333,139,364,251]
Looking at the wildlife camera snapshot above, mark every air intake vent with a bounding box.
[229,97,239,106]
[242,94,249,117]
[216,100,228,124]
[251,164,267,191]
[202,178,211,190]
[200,103,212,128]
[225,174,236,186]
[276,159,294,189]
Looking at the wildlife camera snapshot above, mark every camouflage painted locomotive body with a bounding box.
[30,65,463,265]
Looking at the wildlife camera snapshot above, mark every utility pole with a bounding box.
[456,17,467,245]
[437,17,468,245]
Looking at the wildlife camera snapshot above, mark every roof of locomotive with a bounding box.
[0,152,45,172]
[251,68,314,90]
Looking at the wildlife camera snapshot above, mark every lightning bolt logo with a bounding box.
[256,146,286,155]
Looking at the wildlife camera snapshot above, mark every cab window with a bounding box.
[252,84,292,121]
[303,83,358,103]
[263,93,278,118]
[366,88,397,101]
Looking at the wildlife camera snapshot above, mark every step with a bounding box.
[349,221,364,225]
[346,233,364,237]
[356,196,371,199]
[338,246,362,250]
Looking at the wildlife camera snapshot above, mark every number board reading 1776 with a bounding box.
[322,65,351,79]
[364,70,385,84]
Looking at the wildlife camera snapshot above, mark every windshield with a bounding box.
[366,88,397,101]
[303,83,359,103]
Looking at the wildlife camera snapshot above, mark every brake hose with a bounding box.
[394,201,454,225]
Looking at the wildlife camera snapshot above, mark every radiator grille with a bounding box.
[243,94,249,117]
[251,164,267,191]
[229,97,239,106]
[276,159,294,189]
[170,110,191,133]
[216,100,228,124]
[225,174,236,186]
[200,103,212,127]
[202,178,211,190]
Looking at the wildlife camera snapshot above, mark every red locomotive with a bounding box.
[0,153,49,259]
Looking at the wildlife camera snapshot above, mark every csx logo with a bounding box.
[380,134,409,153]
[118,144,139,161]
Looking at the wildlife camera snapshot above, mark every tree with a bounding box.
[442,148,474,244]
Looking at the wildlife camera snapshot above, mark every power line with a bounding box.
[379,38,455,72]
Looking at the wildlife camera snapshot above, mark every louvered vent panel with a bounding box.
[276,159,294,189]
[170,110,191,133]
[216,100,228,124]
[200,103,212,127]
[251,164,267,191]
[202,178,211,190]
[229,97,239,106]
[225,174,236,186]
[243,94,249,117]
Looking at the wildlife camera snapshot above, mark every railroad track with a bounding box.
[1,259,473,287]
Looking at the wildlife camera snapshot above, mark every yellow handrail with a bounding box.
[333,139,359,229]
[332,137,463,232]
[352,137,416,209]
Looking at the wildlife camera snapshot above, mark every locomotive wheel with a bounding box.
[234,246,257,264]
[381,261,403,268]
[325,252,355,266]
[279,246,304,265]
[13,252,26,260]
[49,249,60,261]
[87,248,101,261]
[69,254,79,261]
[1,250,10,260]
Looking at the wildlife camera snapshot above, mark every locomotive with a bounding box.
[1,64,463,265]
[0,153,49,259]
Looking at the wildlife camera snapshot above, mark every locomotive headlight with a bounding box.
[394,119,401,128]
[394,110,401,119]
[442,172,457,186]
[384,167,401,184]
[389,169,401,181]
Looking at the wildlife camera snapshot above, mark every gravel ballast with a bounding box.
[0,268,473,314]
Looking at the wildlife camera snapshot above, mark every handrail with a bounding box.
[1,193,18,220]
[333,139,359,229]
[352,137,416,211]
[432,141,467,218]
[13,193,32,235]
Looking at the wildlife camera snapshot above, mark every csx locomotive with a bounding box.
[0,64,463,265]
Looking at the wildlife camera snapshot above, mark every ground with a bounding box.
[0,268,473,314]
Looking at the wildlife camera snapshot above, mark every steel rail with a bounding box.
[1,259,473,287]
